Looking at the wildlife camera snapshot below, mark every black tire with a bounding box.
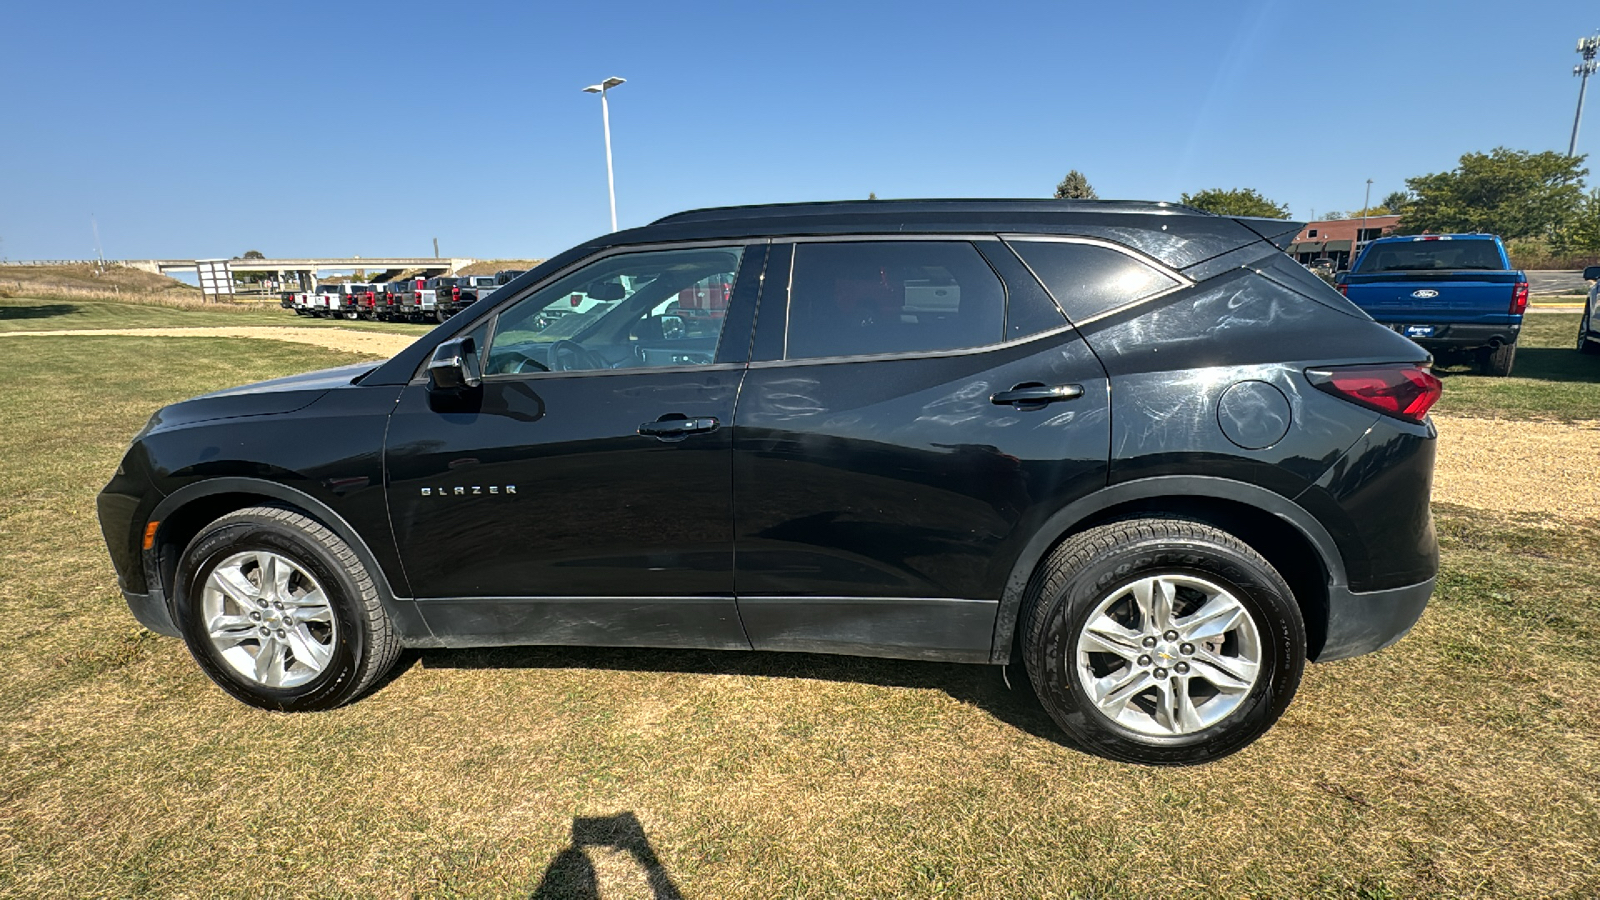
[1479,341,1516,376]
[434,309,448,323]
[1580,311,1599,355]
[172,506,400,711]
[1021,517,1305,765]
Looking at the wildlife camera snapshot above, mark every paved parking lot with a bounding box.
[1527,270,1589,295]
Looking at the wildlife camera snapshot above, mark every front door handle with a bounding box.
[991,384,1084,407]
[638,416,720,440]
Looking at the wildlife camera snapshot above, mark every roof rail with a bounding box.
[650,198,1210,226]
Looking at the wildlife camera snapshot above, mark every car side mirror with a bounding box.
[1584,265,1600,282]
[428,337,481,393]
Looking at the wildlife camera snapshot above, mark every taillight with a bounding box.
[1510,281,1529,315]
[1337,282,1348,296]
[452,287,460,300]
[1305,364,1441,424]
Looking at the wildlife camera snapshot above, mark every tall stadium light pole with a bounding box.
[1570,35,1600,158]
[1360,179,1373,250]
[583,77,626,232]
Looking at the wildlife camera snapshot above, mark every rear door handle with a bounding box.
[638,416,720,440]
[990,384,1084,407]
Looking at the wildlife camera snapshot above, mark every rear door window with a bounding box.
[1007,239,1181,324]
[784,241,1005,359]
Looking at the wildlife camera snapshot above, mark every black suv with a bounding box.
[98,200,1440,765]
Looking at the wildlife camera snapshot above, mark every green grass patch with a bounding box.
[0,336,1597,897]
[1431,313,1600,421]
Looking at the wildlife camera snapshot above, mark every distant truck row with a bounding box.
[278,270,526,322]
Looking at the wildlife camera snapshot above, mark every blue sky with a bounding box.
[2,0,1596,262]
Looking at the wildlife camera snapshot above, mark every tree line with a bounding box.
[1053,149,1600,255]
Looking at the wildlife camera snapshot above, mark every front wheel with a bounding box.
[173,507,401,711]
[1022,517,1306,765]
[1580,311,1598,355]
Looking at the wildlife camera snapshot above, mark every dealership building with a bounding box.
[1286,214,1401,270]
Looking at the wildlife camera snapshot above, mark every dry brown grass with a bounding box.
[0,326,419,357]
[0,264,205,307]
[1,332,1598,898]
[456,259,546,277]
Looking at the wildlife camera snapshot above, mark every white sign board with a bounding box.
[196,259,234,301]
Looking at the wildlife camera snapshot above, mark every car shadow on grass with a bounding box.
[0,302,78,321]
[403,644,1073,747]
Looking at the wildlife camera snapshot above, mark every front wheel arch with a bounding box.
[146,479,425,643]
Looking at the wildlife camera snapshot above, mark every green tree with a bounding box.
[1179,187,1289,218]
[1397,147,1588,238]
[232,249,268,286]
[1321,210,1346,220]
[1553,188,1600,255]
[1348,206,1391,218]
[1381,190,1412,212]
[1053,170,1097,200]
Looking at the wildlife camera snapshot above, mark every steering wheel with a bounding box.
[494,351,548,375]
[547,339,608,372]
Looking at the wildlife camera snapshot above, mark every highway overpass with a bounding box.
[124,257,475,282]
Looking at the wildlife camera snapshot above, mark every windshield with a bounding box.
[1356,240,1504,273]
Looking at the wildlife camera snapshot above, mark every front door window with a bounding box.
[485,247,743,375]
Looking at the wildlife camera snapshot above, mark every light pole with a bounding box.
[1570,35,1600,158]
[1360,179,1373,253]
[583,76,626,232]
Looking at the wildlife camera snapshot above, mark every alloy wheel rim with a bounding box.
[201,550,337,689]
[1074,573,1263,737]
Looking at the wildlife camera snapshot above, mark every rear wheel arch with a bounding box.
[146,479,419,639]
[991,478,1340,665]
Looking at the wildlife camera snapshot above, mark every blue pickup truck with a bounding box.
[1337,234,1529,376]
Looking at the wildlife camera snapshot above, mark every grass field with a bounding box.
[1433,313,1600,421]
[0,316,1597,897]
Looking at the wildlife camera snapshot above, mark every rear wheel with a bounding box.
[173,506,400,711]
[1580,311,1598,355]
[1479,341,1516,376]
[1022,517,1305,765]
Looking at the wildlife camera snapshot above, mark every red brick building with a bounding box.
[1286,214,1400,270]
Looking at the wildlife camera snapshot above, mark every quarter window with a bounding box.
[1008,240,1180,323]
[785,241,1005,359]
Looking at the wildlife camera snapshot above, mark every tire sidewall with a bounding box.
[1031,536,1304,765]
[174,515,369,711]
